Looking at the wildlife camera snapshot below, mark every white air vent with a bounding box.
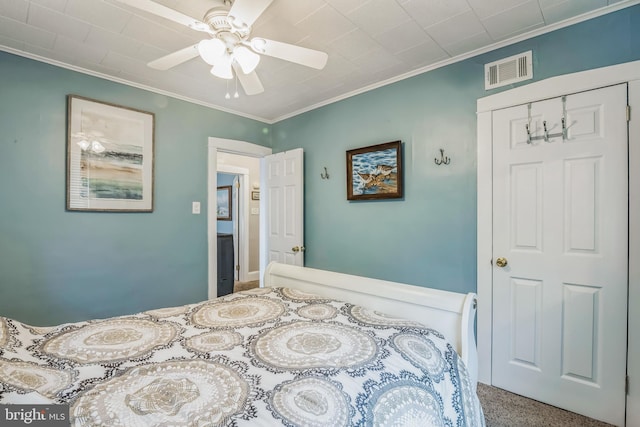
[485,51,533,90]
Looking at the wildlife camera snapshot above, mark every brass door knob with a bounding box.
[292,246,306,253]
[496,257,508,268]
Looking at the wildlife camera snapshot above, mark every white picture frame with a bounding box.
[66,95,154,212]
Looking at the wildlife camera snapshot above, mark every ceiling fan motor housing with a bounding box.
[204,6,251,43]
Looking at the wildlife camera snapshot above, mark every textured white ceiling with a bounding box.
[0,0,634,122]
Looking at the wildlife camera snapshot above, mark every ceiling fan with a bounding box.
[113,0,328,96]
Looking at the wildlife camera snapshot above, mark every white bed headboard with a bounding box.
[263,262,478,387]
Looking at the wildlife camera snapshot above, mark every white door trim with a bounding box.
[628,80,640,427]
[207,137,272,299]
[217,165,250,283]
[477,61,640,424]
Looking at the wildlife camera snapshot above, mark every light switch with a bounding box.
[192,201,201,214]
[251,207,260,215]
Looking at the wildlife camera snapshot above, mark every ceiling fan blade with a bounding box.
[253,38,328,70]
[112,0,209,32]
[148,44,200,70]
[228,0,273,27]
[232,63,264,95]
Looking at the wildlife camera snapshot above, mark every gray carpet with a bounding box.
[477,383,615,427]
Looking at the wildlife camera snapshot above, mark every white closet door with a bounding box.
[491,84,628,426]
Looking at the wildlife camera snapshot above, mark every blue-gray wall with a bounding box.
[0,53,270,325]
[1,5,638,325]
[273,5,640,294]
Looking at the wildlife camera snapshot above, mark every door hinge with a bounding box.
[235,265,240,271]
[235,181,240,188]
[626,376,630,394]
[627,105,631,122]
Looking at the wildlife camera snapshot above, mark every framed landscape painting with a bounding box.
[346,140,403,200]
[66,95,154,212]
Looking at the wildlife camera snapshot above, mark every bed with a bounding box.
[0,262,484,426]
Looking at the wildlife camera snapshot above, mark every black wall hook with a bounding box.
[434,148,450,165]
[320,167,330,179]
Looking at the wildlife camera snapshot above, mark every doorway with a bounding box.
[207,138,271,299]
[216,169,248,283]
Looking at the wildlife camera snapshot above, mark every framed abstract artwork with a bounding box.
[346,140,403,200]
[66,95,154,212]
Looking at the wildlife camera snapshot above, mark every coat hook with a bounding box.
[434,148,450,165]
[320,167,330,179]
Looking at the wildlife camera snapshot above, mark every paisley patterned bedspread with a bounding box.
[0,287,485,426]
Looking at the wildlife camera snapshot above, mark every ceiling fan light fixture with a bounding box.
[250,38,267,53]
[234,46,260,74]
[211,54,234,79]
[198,39,225,65]
[120,0,328,97]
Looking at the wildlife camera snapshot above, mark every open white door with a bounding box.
[260,149,304,274]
